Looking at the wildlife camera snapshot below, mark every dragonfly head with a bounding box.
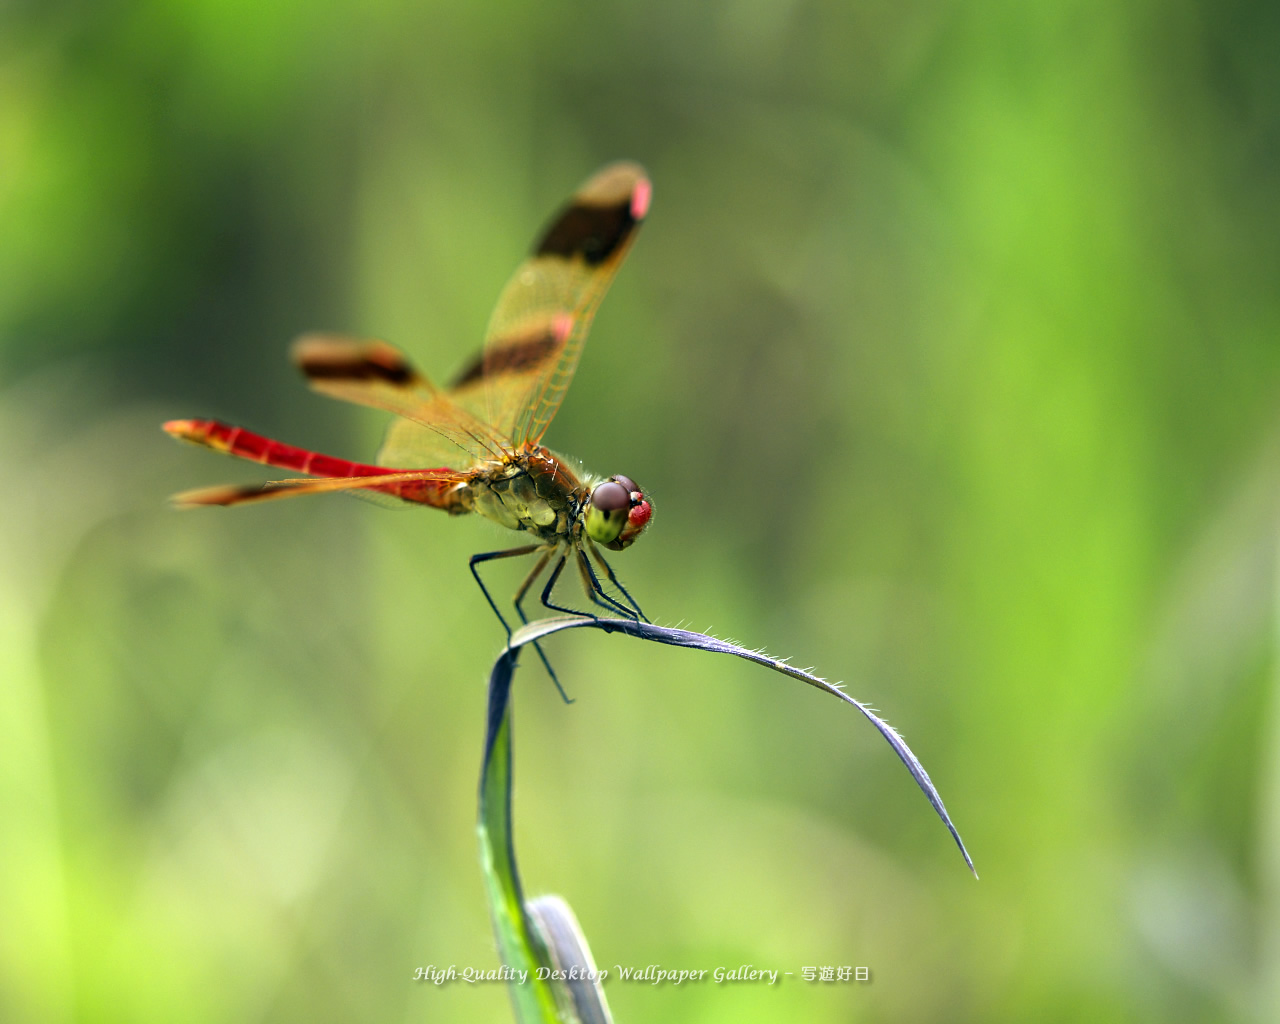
[585,475,652,551]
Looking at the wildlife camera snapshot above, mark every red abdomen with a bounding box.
[164,418,460,508]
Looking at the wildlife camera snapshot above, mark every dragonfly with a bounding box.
[165,162,654,699]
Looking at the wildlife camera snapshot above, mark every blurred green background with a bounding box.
[3,1,1279,1020]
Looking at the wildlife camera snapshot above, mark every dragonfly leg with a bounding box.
[585,536,650,622]
[576,547,639,619]
[539,550,599,620]
[511,548,576,704]
[469,543,545,640]
[513,548,555,614]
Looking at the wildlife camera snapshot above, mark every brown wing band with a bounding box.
[536,199,639,266]
[294,339,422,387]
[450,328,562,388]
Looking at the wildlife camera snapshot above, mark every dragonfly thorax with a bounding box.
[466,449,585,542]
[465,451,652,551]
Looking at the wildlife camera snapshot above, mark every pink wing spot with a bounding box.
[631,178,652,221]
[552,313,575,341]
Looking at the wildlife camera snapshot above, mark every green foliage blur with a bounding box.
[3,1,1279,1020]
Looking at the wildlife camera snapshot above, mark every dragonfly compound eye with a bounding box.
[585,480,630,544]
[591,480,630,512]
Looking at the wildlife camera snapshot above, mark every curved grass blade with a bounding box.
[526,896,612,1024]
[478,648,565,1023]
[479,649,615,1022]
[506,616,978,877]
[476,615,977,1021]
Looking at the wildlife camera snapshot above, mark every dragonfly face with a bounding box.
[165,163,654,700]
[585,475,652,550]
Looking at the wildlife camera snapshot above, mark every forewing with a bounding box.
[448,162,650,447]
[292,334,504,467]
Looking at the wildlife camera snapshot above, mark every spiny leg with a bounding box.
[469,544,544,639]
[513,548,555,618]
[576,547,639,619]
[585,536,650,622]
[470,543,574,702]
[539,551,599,620]
[511,548,576,704]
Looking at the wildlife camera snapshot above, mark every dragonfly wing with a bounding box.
[448,162,650,447]
[171,469,466,508]
[292,334,505,466]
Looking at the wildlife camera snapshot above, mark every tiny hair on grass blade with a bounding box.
[486,616,977,878]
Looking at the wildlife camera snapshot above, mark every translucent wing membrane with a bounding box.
[292,334,504,467]
[171,470,464,508]
[448,162,651,447]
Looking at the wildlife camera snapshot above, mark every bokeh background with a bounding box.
[4,1,1279,1021]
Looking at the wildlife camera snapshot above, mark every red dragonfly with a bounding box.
[165,163,654,697]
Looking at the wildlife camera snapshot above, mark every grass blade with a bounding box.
[506,617,977,877]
